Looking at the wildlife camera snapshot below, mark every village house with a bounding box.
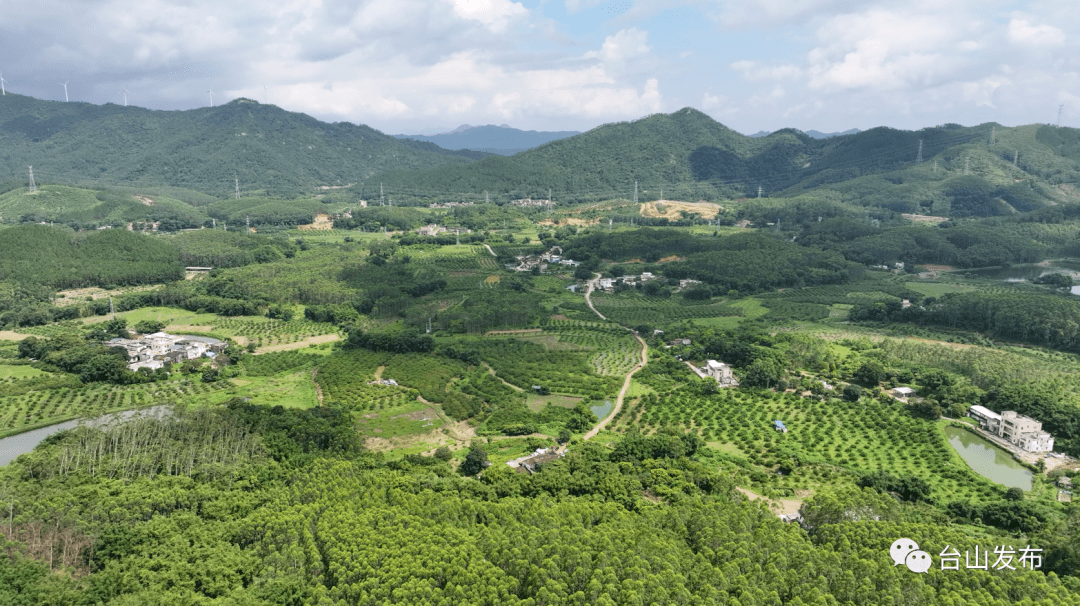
[704,359,738,387]
[107,332,226,371]
[890,386,915,401]
[968,406,1055,453]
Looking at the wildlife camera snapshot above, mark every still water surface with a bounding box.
[0,406,171,466]
[944,425,1033,491]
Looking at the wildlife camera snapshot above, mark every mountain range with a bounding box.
[2,93,1079,220]
[0,94,478,197]
[750,128,861,139]
[393,124,581,156]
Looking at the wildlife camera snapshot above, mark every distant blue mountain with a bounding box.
[393,124,581,156]
[750,128,861,139]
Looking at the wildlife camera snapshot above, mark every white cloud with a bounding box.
[452,0,528,34]
[802,6,981,91]
[564,0,606,15]
[702,92,722,109]
[731,60,801,80]
[962,75,1011,108]
[1006,18,1065,49]
[585,28,652,63]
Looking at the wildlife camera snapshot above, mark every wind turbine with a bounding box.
[207,87,214,107]
[122,89,129,106]
[60,81,69,102]
[1,72,6,96]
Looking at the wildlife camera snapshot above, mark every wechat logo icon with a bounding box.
[891,538,931,573]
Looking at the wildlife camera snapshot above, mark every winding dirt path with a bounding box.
[482,362,524,391]
[312,369,324,406]
[483,243,497,257]
[582,333,647,441]
[584,272,607,320]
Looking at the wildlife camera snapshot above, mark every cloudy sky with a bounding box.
[3,0,1078,135]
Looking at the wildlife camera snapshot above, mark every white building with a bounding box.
[968,406,1055,453]
[704,360,738,387]
[968,405,1002,433]
[108,332,225,371]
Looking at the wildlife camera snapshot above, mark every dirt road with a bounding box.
[584,273,607,320]
[583,333,647,441]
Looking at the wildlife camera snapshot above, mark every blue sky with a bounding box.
[2,1,1078,135]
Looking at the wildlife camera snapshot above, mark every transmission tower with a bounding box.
[915,139,923,163]
[990,126,996,145]
[933,159,938,173]
[757,186,763,199]
[380,183,384,206]
[235,176,240,199]
[485,191,489,204]
[27,166,36,193]
[965,157,970,175]
[1058,104,1065,127]
[633,181,638,204]
[1013,150,1019,166]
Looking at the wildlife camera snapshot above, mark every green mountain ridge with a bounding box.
[370,108,1080,215]
[0,94,479,197]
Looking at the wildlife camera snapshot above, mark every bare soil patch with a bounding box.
[736,487,805,516]
[0,331,31,341]
[901,213,948,224]
[298,214,333,231]
[640,200,722,220]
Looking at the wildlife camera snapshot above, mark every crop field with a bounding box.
[241,350,324,376]
[472,338,622,398]
[406,245,501,271]
[209,317,340,348]
[591,292,745,326]
[623,388,1000,503]
[315,350,416,411]
[904,281,975,297]
[0,376,229,436]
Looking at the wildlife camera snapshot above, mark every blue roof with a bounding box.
[774,420,787,429]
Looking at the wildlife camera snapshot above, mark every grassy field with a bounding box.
[0,364,48,380]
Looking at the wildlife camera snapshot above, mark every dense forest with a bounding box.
[0,94,476,197]
[2,403,1079,605]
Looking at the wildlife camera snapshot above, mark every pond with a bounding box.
[944,425,1033,491]
[954,259,1080,291]
[590,400,613,420]
[0,405,172,467]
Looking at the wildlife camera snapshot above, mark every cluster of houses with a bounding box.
[416,223,470,237]
[512,247,580,272]
[968,405,1056,453]
[869,261,905,272]
[597,272,656,292]
[106,332,226,371]
[428,201,474,209]
[510,198,552,208]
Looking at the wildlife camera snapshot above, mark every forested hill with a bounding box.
[0,94,478,197]
[394,124,582,155]
[371,108,1080,208]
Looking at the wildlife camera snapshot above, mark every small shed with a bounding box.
[774,420,788,433]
